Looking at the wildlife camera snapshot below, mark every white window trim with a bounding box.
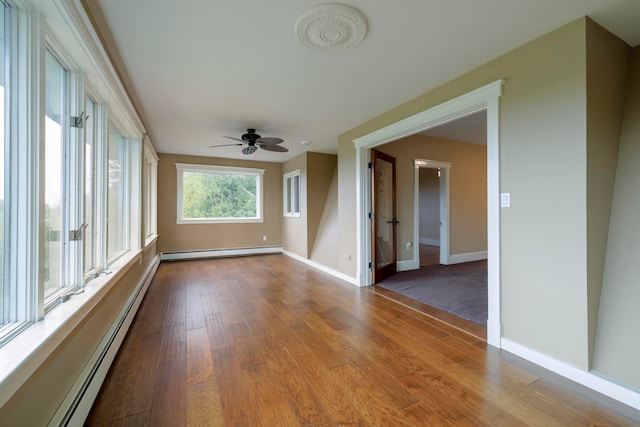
[283,169,301,217]
[143,137,158,247]
[175,163,264,224]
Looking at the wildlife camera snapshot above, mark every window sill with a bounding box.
[0,250,142,408]
[144,234,159,252]
[176,218,264,225]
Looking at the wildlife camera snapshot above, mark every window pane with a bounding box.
[107,127,125,259]
[0,4,7,321]
[44,50,65,298]
[83,98,95,273]
[292,175,300,213]
[182,171,257,219]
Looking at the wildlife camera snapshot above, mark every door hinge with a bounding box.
[368,162,373,169]
[368,262,373,269]
[368,212,373,219]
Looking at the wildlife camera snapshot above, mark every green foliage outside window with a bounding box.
[182,171,257,219]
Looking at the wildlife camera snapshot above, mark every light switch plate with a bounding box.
[501,193,511,207]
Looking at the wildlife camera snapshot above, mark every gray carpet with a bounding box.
[377,261,487,325]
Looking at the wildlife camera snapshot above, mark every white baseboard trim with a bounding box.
[397,259,419,272]
[161,245,283,261]
[446,250,487,264]
[501,338,640,411]
[50,255,160,427]
[283,250,358,286]
[419,237,440,246]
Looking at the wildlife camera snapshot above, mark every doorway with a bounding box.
[353,80,503,347]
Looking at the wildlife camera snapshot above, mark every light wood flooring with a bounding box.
[86,255,640,426]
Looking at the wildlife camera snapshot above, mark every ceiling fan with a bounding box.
[210,128,289,155]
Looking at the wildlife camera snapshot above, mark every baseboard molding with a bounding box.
[446,250,487,264]
[161,245,283,261]
[397,259,419,272]
[501,338,640,412]
[282,250,358,286]
[49,255,160,427]
[419,237,440,246]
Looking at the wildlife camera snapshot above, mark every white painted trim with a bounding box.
[49,255,160,426]
[501,338,640,412]
[161,246,283,261]
[414,159,451,266]
[353,81,504,149]
[419,238,440,246]
[397,259,419,272]
[446,251,488,264]
[283,251,358,286]
[353,79,504,348]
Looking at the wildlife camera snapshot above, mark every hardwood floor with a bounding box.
[87,255,640,426]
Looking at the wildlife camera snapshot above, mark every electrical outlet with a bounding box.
[263,235,267,241]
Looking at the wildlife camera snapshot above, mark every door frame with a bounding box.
[414,159,451,266]
[353,80,503,347]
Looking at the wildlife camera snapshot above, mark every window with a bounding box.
[0,0,145,356]
[83,97,107,276]
[0,2,7,325]
[43,49,66,299]
[176,163,264,224]
[143,139,158,245]
[107,124,128,261]
[283,170,301,217]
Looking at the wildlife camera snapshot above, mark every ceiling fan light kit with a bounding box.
[296,4,368,53]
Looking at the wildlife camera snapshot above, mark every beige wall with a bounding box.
[157,154,283,253]
[593,46,640,386]
[307,153,338,258]
[338,18,591,368]
[584,19,630,368]
[0,247,159,425]
[282,154,307,257]
[310,164,339,269]
[282,152,339,269]
[377,135,487,260]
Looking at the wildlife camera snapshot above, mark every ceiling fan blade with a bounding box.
[242,146,258,155]
[255,137,284,146]
[223,136,246,143]
[260,144,289,152]
[210,143,243,148]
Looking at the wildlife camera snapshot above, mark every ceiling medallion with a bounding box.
[296,4,368,53]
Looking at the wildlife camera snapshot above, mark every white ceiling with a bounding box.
[86,0,640,162]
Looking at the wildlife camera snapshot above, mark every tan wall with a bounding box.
[157,154,283,253]
[584,19,630,368]
[307,153,338,258]
[377,135,487,260]
[282,152,339,269]
[419,169,440,242]
[310,164,340,269]
[593,46,640,387]
[338,18,590,367]
[282,154,307,257]
[0,247,159,425]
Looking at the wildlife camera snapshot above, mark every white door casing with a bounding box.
[353,79,504,347]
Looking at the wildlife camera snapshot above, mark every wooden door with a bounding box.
[371,149,398,283]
